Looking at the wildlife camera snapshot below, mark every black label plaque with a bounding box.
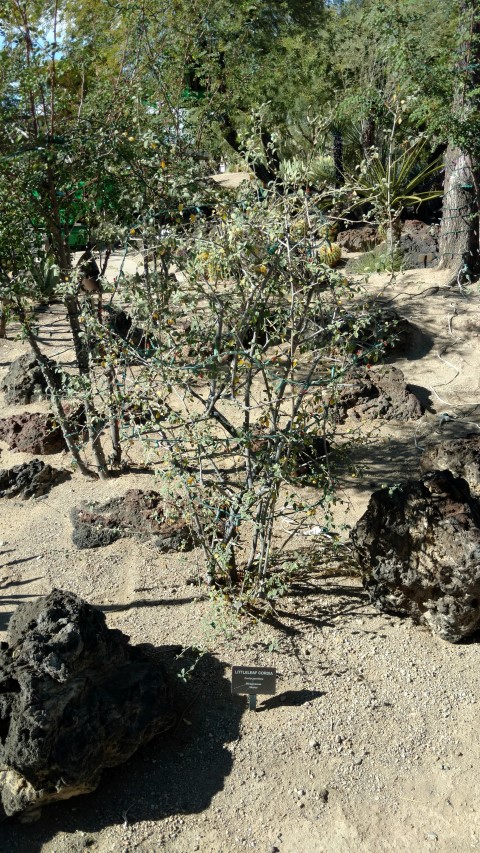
[231,666,276,696]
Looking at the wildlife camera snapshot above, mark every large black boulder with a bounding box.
[421,435,480,494]
[351,470,480,642]
[0,353,59,406]
[0,590,175,821]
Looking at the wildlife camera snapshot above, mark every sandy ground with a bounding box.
[0,262,479,852]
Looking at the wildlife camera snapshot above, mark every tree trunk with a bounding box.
[16,306,97,479]
[223,118,280,186]
[332,129,344,187]
[385,213,403,268]
[0,302,7,338]
[439,0,480,284]
[438,146,479,282]
[361,114,376,157]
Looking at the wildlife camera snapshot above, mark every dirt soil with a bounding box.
[1,264,480,853]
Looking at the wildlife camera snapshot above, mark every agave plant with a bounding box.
[280,154,336,186]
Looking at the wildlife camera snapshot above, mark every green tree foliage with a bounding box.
[328,0,458,147]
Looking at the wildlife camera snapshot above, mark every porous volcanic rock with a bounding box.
[249,427,331,482]
[420,435,480,493]
[0,406,85,455]
[351,470,480,642]
[398,219,438,269]
[336,224,379,253]
[0,460,70,499]
[0,589,174,821]
[287,435,332,480]
[71,489,195,551]
[0,353,59,405]
[105,307,152,350]
[336,365,424,421]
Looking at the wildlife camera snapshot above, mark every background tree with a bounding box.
[438,0,480,284]
[0,0,157,475]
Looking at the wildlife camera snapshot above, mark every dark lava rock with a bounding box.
[337,220,438,267]
[420,436,480,493]
[0,353,59,406]
[0,589,174,821]
[337,225,379,253]
[0,406,85,455]
[107,306,133,339]
[398,219,438,269]
[351,470,480,642]
[0,460,70,499]
[105,307,153,350]
[288,435,332,480]
[336,365,424,422]
[249,428,331,482]
[71,489,195,551]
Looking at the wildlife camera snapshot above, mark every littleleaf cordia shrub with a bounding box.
[101,178,385,610]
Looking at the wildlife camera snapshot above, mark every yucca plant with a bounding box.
[348,138,443,261]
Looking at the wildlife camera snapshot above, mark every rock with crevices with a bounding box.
[0,406,85,455]
[71,489,195,551]
[0,589,174,821]
[0,353,59,405]
[421,435,480,493]
[351,470,480,641]
[336,365,424,422]
[336,224,379,253]
[0,460,70,499]
[398,219,439,269]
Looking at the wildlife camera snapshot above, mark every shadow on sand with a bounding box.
[0,646,244,852]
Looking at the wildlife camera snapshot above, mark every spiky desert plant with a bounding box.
[347,138,443,261]
[318,242,342,267]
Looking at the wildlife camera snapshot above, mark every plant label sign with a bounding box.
[232,666,276,709]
